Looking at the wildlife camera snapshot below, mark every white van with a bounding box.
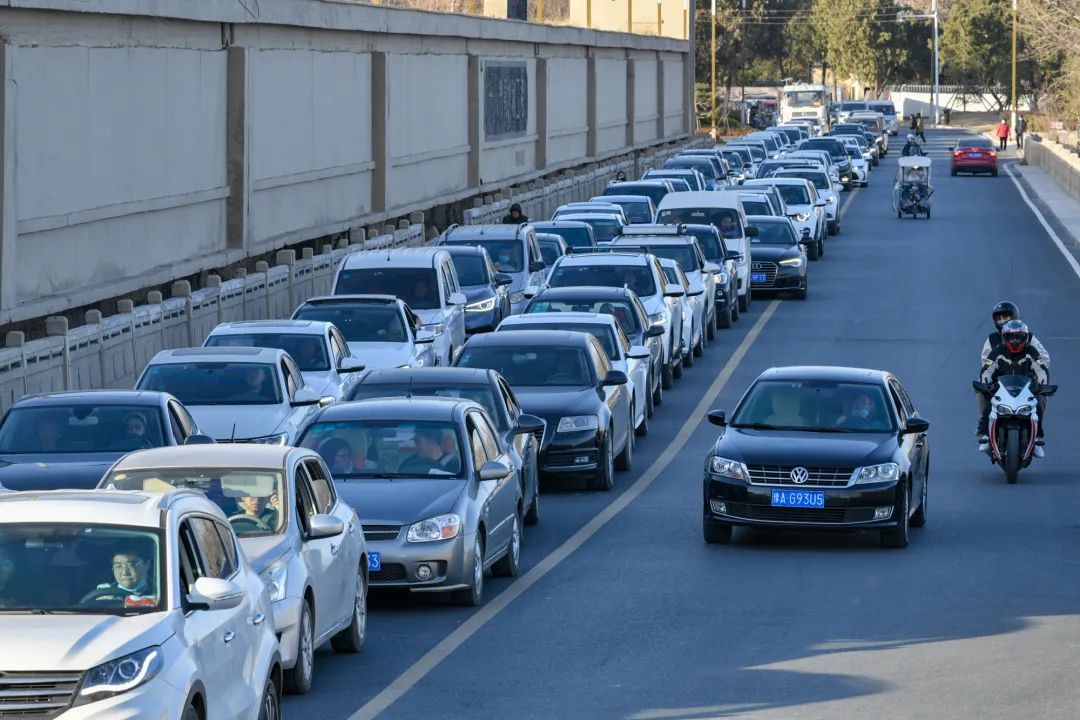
[332,248,466,366]
[654,191,756,312]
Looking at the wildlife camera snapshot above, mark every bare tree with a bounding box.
[1020,0,1080,122]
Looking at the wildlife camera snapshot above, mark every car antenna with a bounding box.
[407,376,413,399]
[230,423,237,442]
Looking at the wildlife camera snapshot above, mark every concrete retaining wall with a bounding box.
[0,0,692,328]
[1024,137,1080,204]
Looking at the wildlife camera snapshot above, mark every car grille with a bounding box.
[749,262,777,288]
[746,465,854,488]
[363,524,402,542]
[723,503,875,524]
[0,671,82,719]
[370,563,407,583]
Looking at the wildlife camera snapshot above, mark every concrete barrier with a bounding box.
[1024,137,1080,204]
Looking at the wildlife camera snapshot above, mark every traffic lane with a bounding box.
[376,144,1080,718]
[284,293,775,717]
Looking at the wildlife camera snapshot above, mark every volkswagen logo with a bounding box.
[790,466,809,484]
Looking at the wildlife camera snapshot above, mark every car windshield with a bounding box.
[138,362,281,406]
[534,225,593,249]
[784,90,823,107]
[749,221,798,245]
[501,323,618,359]
[538,242,563,265]
[732,380,894,432]
[548,264,657,298]
[803,141,846,160]
[604,184,667,207]
[777,171,829,190]
[0,524,164,614]
[205,333,330,372]
[104,469,286,537]
[526,299,642,335]
[740,145,767,161]
[335,268,440,310]
[686,229,726,262]
[726,147,753,164]
[298,420,464,478]
[0,405,166,454]
[346,383,504,430]
[868,102,895,115]
[648,172,700,191]
[667,160,716,179]
[720,152,744,169]
[742,200,772,215]
[457,346,593,387]
[776,185,811,205]
[657,207,743,239]
[448,254,490,286]
[446,240,522,274]
[661,266,684,287]
[294,303,407,344]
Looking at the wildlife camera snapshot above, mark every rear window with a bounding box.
[957,139,994,149]
[138,362,282,406]
[608,200,653,224]
[868,102,896,115]
[776,185,811,205]
[666,158,716,179]
[604,184,668,207]
[534,225,594,249]
[841,102,866,111]
[525,298,642,335]
[741,200,772,216]
[335,268,439,310]
[776,171,829,190]
[501,323,618,359]
[206,333,330,372]
[548,264,657,298]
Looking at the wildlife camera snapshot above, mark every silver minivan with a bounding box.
[438,224,547,315]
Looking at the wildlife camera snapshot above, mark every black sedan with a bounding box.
[0,390,209,490]
[441,244,513,333]
[745,215,811,299]
[455,330,632,491]
[702,366,930,548]
[346,366,543,524]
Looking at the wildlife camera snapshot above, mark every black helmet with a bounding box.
[992,300,1019,330]
[1001,320,1030,354]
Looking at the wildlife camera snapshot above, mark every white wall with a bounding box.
[545,56,590,166]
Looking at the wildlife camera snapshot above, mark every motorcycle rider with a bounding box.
[978,320,1050,457]
[901,134,923,157]
[979,300,1049,365]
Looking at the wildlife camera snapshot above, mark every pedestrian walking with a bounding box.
[996,118,1010,151]
[910,113,918,133]
[915,113,926,143]
[1015,114,1027,150]
[501,202,529,224]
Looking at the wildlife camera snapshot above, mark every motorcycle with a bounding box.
[972,375,1056,484]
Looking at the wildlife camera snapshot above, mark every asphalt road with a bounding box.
[287,128,1080,720]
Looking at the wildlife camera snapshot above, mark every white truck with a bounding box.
[780,83,832,132]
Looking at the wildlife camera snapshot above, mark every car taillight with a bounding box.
[953,150,963,157]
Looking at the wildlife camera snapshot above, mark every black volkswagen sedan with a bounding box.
[441,244,512,333]
[455,330,632,491]
[702,366,930,548]
[745,215,811,299]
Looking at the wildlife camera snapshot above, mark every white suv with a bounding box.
[0,489,281,719]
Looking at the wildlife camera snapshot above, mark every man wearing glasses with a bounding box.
[80,549,153,605]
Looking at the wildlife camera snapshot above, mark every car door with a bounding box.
[497,378,538,510]
[282,355,318,439]
[293,461,340,641]
[165,401,189,445]
[525,233,546,292]
[304,456,357,629]
[655,258,682,355]
[589,339,628,447]
[470,411,518,556]
[180,515,251,720]
[890,379,928,501]
[442,261,466,355]
[616,324,648,428]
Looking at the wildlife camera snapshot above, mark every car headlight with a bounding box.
[778,256,804,267]
[709,456,750,482]
[795,212,811,222]
[422,322,446,336]
[466,297,496,313]
[648,312,668,327]
[249,432,288,445]
[557,415,599,433]
[996,404,1014,416]
[853,462,900,484]
[712,271,728,285]
[75,646,163,706]
[261,563,288,603]
[509,291,525,304]
[1016,405,1033,416]
[407,514,461,543]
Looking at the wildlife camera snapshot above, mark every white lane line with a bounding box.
[349,299,783,720]
[839,187,859,218]
[1005,163,1080,282]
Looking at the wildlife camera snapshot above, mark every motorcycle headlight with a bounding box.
[853,462,900,484]
[709,456,750,482]
[422,322,446,336]
[778,256,804,267]
[75,647,163,706]
[407,514,461,543]
[557,415,599,433]
[261,563,288,603]
[1016,405,1033,416]
[466,297,496,313]
[509,291,526,304]
[248,432,289,446]
[648,312,668,327]
[996,404,1014,416]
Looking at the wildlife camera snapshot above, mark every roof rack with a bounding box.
[617,224,687,236]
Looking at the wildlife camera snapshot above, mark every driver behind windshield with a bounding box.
[837,390,882,430]
[235,491,281,530]
[717,215,740,238]
[80,548,153,606]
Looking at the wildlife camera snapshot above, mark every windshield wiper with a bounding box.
[730,422,793,430]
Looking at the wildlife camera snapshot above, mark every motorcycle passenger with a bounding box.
[978,320,1050,457]
[979,300,1050,365]
[901,134,922,157]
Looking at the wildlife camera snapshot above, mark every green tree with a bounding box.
[941,0,1014,105]
[810,0,911,93]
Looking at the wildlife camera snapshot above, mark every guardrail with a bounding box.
[1023,135,1080,204]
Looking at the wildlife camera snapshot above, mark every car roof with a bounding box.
[0,488,225,527]
[208,320,331,335]
[656,191,743,210]
[357,366,496,386]
[442,225,527,241]
[605,180,669,188]
[313,396,474,423]
[501,312,615,327]
[758,366,890,383]
[464,329,592,347]
[556,252,651,266]
[299,294,403,307]
[594,195,651,203]
[745,214,789,223]
[109,444,310,472]
[747,177,812,187]
[532,220,592,229]
[340,247,449,269]
[610,235,696,247]
[533,285,636,300]
[440,244,490,256]
[557,213,623,222]
[14,390,171,408]
[149,347,283,363]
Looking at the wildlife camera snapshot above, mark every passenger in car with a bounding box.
[400,428,459,475]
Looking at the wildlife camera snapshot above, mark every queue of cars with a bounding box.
[0,119,903,718]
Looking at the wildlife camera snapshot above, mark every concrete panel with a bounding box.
[21,338,66,398]
[633,57,659,144]
[595,58,629,155]
[544,58,589,167]
[100,315,137,389]
[662,55,684,133]
[67,325,104,391]
[0,347,28,413]
[131,305,166,378]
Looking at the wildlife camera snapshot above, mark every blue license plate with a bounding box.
[771,490,825,508]
[751,272,767,283]
[368,552,381,572]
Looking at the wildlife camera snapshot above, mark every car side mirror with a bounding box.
[529,260,546,273]
[514,414,545,436]
[627,345,651,360]
[727,251,742,262]
[523,286,540,299]
[415,330,436,344]
[902,417,930,434]
[645,324,665,338]
[308,513,345,539]
[664,289,685,298]
[291,388,321,407]
[494,273,513,287]
[745,226,759,237]
[688,289,705,296]
[318,396,335,408]
[814,200,826,207]
[707,410,727,427]
[184,434,216,445]
[602,370,629,386]
[835,184,844,193]
[338,358,366,373]
[449,292,468,306]
[187,577,244,612]
[478,460,512,481]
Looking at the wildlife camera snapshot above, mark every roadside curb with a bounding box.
[1007,163,1080,272]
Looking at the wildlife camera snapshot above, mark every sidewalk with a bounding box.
[1009,160,1080,252]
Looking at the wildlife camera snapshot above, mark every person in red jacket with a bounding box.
[996,118,1010,151]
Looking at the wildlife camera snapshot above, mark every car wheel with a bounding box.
[718,300,733,329]
[645,379,655,418]
[615,421,634,471]
[806,240,820,261]
[589,434,615,491]
[331,571,367,653]
[738,287,750,313]
[693,326,705,357]
[911,468,928,528]
[880,482,910,549]
[731,292,740,322]
[817,236,825,259]
[897,210,902,219]
[635,398,649,436]
[827,222,837,237]
[182,702,201,720]
[991,167,999,176]
[795,278,808,300]
[284,599,314,695]
[950,167,957,176]
[652,367,663,406]
[524,483,540,525]
[452,539,485,606]
[661,360,674,389]
[706,307,717,338]
[703,516,733,544]
[683,340,695,368]
[258,674,281,720]
[672,351,684,378]
[492,515,521,577]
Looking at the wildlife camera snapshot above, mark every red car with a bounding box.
[951,137,998,176]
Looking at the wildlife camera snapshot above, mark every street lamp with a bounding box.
[1010,0,1018,133]
[899,1,941,125]
[711,0,717,138]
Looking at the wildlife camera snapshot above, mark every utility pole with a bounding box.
[711,0,717,138]
[931,0,940,125]
[1010,0,1018,133]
